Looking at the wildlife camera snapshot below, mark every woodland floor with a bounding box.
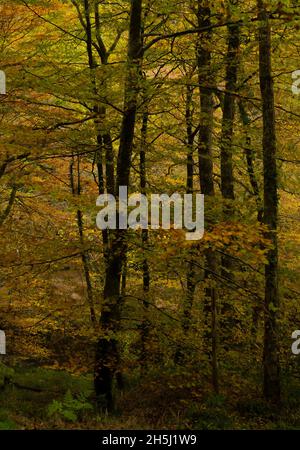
[0,364,300,429]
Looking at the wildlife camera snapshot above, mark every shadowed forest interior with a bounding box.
[0,0,299,430]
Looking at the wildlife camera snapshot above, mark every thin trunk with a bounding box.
[175,83,196,364]
[238,101,263,337]
[69,156,96,327]
[140,108,151,372]
[79,0,115,257]
[184,84,196,333]
[95,135,110,260]
[238,101,264,223]
[0,184,17,227]
[257,0,281,405]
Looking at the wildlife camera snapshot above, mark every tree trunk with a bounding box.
[238,101,263,337]
[257,0,281,405]
[220,3,239,208]
[238,101,264,223]
[196,0,219,394]
[94,0,143,411]
[78,0,115,258]
[69,155,96,327]
[219,1,240,343]
[175,83,196,364]
[139,107,151,373]
[183,83,197,335]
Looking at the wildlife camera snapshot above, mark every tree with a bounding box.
[94,0,144,411]
[196,0,219,393]
[219,0,240,341]
[257,0,281,405]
